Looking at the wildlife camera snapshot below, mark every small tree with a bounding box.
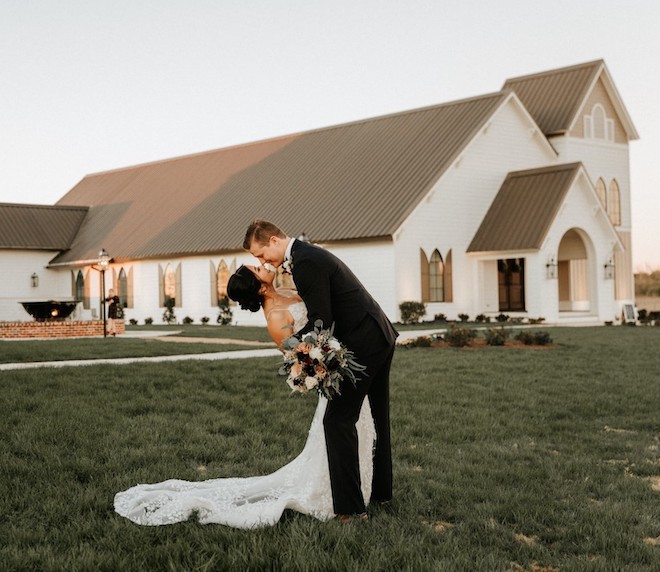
[399,301,426,325]
[162,297,177,324]
[217,295,233,325]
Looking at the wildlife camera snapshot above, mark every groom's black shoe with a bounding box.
[335,512,368,524]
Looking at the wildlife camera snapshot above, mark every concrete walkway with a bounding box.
[0,328,445,372]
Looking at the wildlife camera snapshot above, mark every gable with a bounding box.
[503,60,638,141]
[569,77,627,143]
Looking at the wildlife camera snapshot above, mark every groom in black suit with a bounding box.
[243,220,398,521]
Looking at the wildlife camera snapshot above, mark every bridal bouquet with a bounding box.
[278,320,365,400]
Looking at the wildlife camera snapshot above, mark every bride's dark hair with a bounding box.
[227,265,263,312]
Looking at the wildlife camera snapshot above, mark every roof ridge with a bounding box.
[504,59,603,84]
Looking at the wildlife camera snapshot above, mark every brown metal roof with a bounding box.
[502,60,603,135]
[52,91,509,265]
[467,163,582,253]
[0,203,88,250]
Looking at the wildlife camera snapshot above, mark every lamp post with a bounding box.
[98,249,110,337]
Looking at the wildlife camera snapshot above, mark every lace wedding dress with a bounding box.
[114,302,376,528]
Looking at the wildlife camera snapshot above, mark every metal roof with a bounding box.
[467,163,582,253]
[503,60,604,135]
[0,203,88,250]
[52,91,509,264]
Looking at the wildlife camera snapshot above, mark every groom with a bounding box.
[243,220,398,521]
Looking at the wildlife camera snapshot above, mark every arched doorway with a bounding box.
[557,229,592,312]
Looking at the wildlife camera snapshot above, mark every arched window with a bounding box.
[444,249,453,303]
[75,270,88,309]
[164,264,176,306]
[584,103,615,142]
[429,250,444,302]
[608,180,621,226]
[420,249,430,303]
[159,263,181,307]
[118,268,128,308]
[216,260,229,302]
[595,177,607,208]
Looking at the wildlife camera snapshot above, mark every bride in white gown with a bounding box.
[114,265,375,528]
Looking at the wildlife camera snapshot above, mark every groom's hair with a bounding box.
[243,220,286,249]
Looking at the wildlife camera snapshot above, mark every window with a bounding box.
[429,250,444,302]
[595,178,607,208]
[159,263,181,307]
[608,180,621,226]
[118,268,128,308]
[444,250,453,303]
[420,249,430,303]
[217,260,229,302]
[75,270,89,309]
[584,104,615,142]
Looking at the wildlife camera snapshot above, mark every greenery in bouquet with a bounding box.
[278,320,365,400]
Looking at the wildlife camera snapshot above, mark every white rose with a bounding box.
[309,347,323,361]
[328,339,341,351]
[304,376,318,390]
[286,377,296,390]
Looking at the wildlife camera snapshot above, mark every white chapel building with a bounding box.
[0,60,638,326]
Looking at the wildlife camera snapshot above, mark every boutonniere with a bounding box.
[282,257,293,274]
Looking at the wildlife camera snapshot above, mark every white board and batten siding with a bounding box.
[393,95,558,320]
[0,250,74,321]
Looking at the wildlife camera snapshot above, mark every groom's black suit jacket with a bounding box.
[290,239,397,512]
[290,240,397,357]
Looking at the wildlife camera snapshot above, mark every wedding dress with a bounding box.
[114,301,376,528]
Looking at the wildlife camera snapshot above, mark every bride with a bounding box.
[114,265,375,528]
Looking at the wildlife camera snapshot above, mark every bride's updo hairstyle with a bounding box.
[227,265,263,312]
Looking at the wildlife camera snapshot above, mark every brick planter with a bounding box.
[0,320,125,339]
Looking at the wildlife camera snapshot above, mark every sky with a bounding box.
[1,0,658,270]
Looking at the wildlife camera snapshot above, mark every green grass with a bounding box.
[1,327,659,571]
[0,337,270,364]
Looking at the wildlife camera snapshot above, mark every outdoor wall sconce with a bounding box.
[30,272,39,287]
[604,258,615,280]
[546,257,558,279]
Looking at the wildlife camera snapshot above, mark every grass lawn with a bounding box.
[0,337,271,365]
[1,326,659,571]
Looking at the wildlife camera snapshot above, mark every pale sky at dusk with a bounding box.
[1,0,658,269]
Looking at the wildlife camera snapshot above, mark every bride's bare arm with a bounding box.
[266,309,295,348]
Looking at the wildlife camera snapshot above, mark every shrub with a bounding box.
[217,296,233,325]
[475,314,487,323]
[528,317,545,325]
[398,335,432,349]
[128,318,138,326]
[532,331,553,345]
[433,313,447,322]
[458,313,469,322]
[515,330,553,345]
[182,316,194,325]
[144,317,153,325]
[484,327,509,346]
[444,324,477,347]
[399,301,426,325]
[201,316,210,324]
[162,297,177,324]
[496,313,510,323]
